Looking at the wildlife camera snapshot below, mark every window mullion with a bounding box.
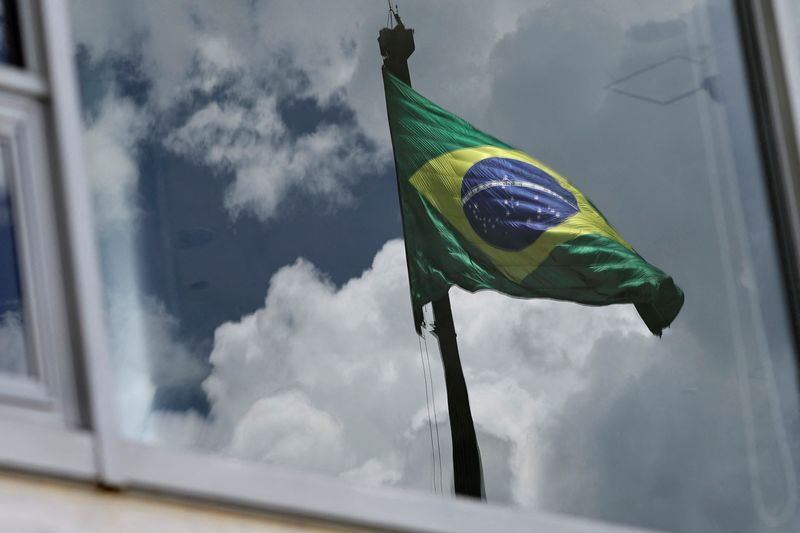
[38,0,123,486]
[739,0,800,363]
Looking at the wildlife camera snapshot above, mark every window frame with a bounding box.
[767,0,800,343]
[0,0,98,482]
[37,0,119,482]
[734,0,800,369]
[0,90,68,412]
[2,1,800,532]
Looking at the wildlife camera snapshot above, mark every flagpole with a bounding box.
[379,10,484,499]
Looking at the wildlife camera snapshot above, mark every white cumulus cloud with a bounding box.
[165,98,378,221]
[83,92,148,230]
[145,239,652,501]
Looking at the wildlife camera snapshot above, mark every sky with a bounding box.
[0,186,25,376]
[55,0,800,531]
[0,3,27,376]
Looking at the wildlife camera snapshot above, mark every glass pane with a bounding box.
[790,2,800,65]
[71,1,800,531]
[0,1,22,67]
[0,150,27,375]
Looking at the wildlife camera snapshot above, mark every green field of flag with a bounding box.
[383,70,684,336]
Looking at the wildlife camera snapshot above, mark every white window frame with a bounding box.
[0,0,95,479]
[767,0,800,285]
[0,1,798,533]
[0,91,68,414]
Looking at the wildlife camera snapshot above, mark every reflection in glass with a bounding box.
[72,1,800,531]
[0,150,27,375]
[791,2,800,69]
[0,1,22,66]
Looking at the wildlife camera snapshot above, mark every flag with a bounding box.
[383,70,684,336]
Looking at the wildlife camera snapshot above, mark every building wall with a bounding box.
[0,471,378,533]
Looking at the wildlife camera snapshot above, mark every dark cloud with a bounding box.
[477,2,800,530]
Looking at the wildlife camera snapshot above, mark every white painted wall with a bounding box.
[0,472,377,533]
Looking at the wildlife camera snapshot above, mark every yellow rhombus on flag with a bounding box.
[383,70,684,336]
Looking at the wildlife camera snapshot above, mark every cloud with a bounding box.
[71,0,386,222]
[342,456,403,489]
[71,0,703,225]
[143,239,652,501]
[165,98,378,221]
[70,0,706,225]
[0,311,26,375]
[69,1,800,530]
[531,334,751,531]
[229,390,350,473]
[175,232,799,532]
[69,0,567,222]
[83,92,148,230]
[107,292,208,442]
[467,5,799,529]
[80,85,207,440]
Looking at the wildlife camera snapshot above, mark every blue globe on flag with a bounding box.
[460,157,580,251]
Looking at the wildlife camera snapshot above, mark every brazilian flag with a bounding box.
[383,71,684,336]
